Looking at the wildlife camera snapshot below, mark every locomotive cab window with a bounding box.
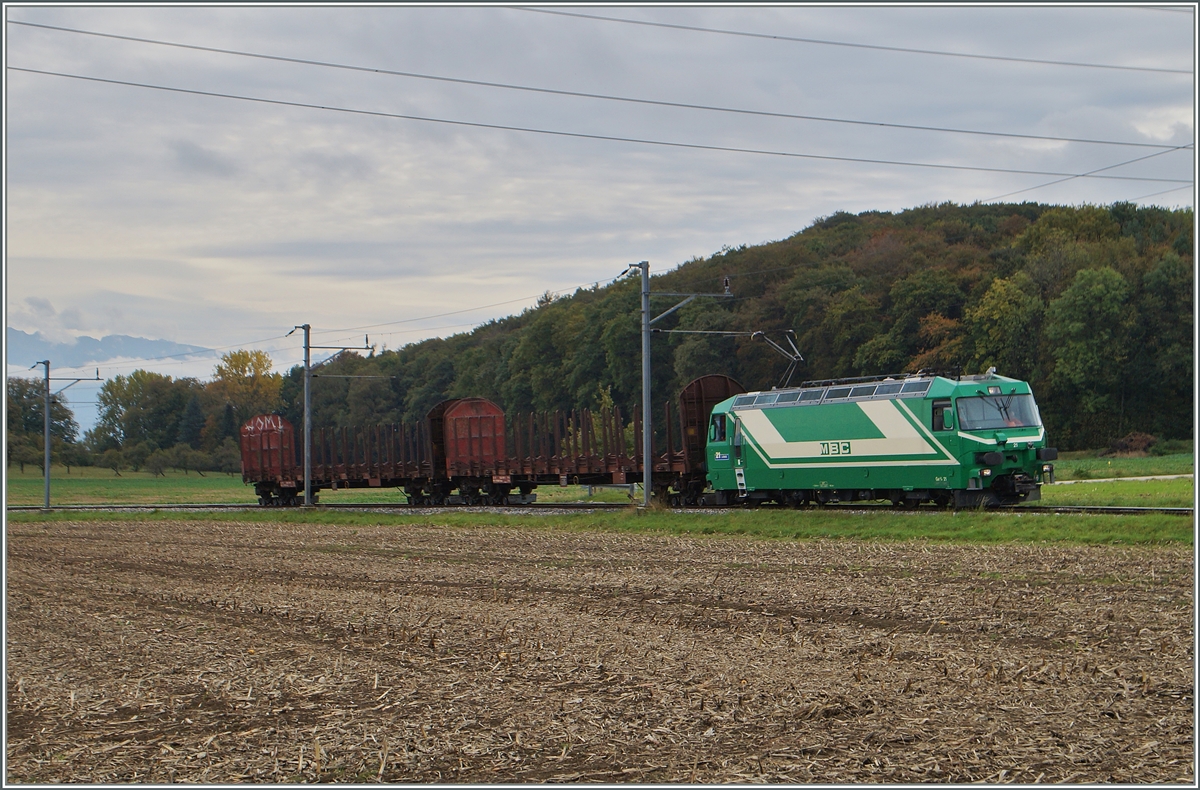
[932,399,954,431]
[957,393,1042,430]
[710,414,727,442]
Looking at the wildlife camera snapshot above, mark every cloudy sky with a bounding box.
[4,4,1195,432]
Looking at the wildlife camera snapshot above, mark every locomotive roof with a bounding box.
[727,371,1028,411]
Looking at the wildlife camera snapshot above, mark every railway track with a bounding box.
[6,502,1193,516]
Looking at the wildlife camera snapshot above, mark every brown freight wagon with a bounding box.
[241,375,743,506]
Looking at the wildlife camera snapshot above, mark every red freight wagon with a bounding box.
[240,415,299,497]
[438,398,507,477]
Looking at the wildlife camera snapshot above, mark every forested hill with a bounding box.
[283,202,1193,451]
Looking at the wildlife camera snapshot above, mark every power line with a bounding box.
[1127,184,1194,202]
[513,7,1193,75]
[8,66,1192,185]
[983,145,1195,202]
[5,19,1180,151]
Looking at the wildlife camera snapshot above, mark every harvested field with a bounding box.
[5,518,1194,783]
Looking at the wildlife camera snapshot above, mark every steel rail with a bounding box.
[6,503,1193,516]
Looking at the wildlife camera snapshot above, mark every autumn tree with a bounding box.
[208,350,283,421]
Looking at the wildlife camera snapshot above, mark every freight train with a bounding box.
[239,375,744,507]
[240,370,1056,508]
[705,370,1056,508]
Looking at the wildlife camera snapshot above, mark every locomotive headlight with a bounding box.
[981,468,993,477]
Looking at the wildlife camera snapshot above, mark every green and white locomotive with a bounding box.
[705,370,1057,508]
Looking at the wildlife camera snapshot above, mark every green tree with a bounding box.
[6,377,79,442]
[219,402,239,440]
[1046,267,1130,392]
[1127,252,1193,439]
[146,449,170,478]
[966,273,1045,380]
[94,370,198,450]
[1044,267,1132,446]
[1019,205,1121,255]
[6,377,80,469]
[8,434,42,473]
[854,269,965,374]
[166,443,209,476]
[123,441,155,472]
[99,448,124,476]
[177,394,206,449]
[212,437,242,475]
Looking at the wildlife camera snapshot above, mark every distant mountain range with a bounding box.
[6,328,210,370]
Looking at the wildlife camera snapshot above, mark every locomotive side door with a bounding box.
[705,412,738,493]
[930,398,960,488]
[731,417,747,494]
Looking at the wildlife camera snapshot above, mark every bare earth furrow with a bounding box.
[6,519,1192,783]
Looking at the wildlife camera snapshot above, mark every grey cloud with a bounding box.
[25,296,56,316]
[4,5,1192,361]
[59,308,85,330]
[170,140,239,177]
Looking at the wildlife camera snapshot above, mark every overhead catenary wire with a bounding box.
[8,67,1192,186]
[5,19,1182,151]
[1126,184,1194,202]
[514,6,1193,75]
[984,144,1196,202]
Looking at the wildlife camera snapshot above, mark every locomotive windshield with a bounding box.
[956,394,1042,430]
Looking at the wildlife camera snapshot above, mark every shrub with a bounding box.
[1104,432,1157,456]
[1150,438,1194,456]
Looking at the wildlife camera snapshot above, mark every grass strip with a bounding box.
[1040,477,1194,508]
[7,507,1191,546]
[1053,452,1194,480]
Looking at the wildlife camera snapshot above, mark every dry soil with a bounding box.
[5,518,1194,783]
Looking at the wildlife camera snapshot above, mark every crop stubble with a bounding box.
[5,518,1194,783]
